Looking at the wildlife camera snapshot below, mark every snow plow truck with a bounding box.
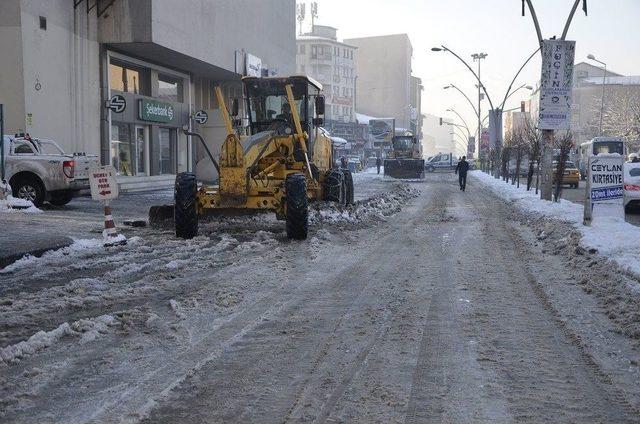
[174,76,354,240]
[384,135,425,179]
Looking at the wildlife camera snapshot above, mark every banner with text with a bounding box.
[538,39,576,130]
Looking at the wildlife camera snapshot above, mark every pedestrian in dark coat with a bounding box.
[376,156,382,174]
[455,156,470,191]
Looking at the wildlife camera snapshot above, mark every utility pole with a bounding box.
[0,104,4,182]
[296,3,306,36]
[310,2,318,32]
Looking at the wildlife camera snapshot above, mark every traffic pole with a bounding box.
[1,104,5,181]
[103,199,126,246]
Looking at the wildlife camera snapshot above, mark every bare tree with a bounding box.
[553,131,574,202]
[522,117,541,192]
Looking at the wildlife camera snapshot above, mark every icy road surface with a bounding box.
[1,171,639,423]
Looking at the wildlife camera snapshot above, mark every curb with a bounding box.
[0,238,74,270]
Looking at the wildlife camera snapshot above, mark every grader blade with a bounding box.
[384,159,425,179]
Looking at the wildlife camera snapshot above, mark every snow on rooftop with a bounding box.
[582,76,640,86]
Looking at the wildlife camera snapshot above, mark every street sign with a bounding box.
[89,165,119,201]
[538,39,576,130]
[584,154,624,223]
[193,110,208,125]
[108,95,126,114]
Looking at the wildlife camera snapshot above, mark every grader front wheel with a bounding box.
[285,173,308,240]
[175,172,198,239]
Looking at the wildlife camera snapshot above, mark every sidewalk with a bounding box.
[0,223,73,268]
[0,188,173,269]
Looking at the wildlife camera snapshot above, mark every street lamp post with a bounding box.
[472,52,488,163]
[522,0,587,201]
[587,54,607,136]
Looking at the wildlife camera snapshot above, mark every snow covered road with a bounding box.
[1,172,639,423]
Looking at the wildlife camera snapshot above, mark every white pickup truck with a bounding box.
[2,135,99,206]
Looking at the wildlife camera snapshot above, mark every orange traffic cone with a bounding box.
[103,203,126,246]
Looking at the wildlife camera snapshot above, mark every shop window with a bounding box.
[111,122,133,176]
[109,60,150,95]
[158,128,177,175]
[158,74,183,102]
[39,16,47,30]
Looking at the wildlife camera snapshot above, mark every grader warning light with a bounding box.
[174,76,354,240]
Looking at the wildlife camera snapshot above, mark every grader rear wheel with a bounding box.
[323,170,345,205]
[342,169,354,205]
[175,172,198,239]
[285,173,308,240]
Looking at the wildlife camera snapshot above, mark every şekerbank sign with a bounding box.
[138,99,175,123]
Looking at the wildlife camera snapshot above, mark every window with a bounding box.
[110,122,133,176]
[158,74,183,102]
[13,140,36,154]
[311,46,318,59]
[299,44,305,54]
[158,128,176,174]
[109,60,150,95]
[39,16,46,30]
[350,50,353,59]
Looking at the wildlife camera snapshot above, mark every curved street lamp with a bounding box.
[587,53,607,135]
[443,84,479,119]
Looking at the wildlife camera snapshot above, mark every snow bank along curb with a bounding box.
[471,170,640,278]
[0,195,41,213]
[310,183,419,224]
[0,314,117,364]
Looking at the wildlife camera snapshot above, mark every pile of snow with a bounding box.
[471,170,640,277]
[310,184,418,225]
[0,195,41,214]
[0,237,140,274]
[0,314,117,363]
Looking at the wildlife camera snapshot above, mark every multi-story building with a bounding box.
[0,0,295,189]
[296,25,357,151]
[344,34,416,132]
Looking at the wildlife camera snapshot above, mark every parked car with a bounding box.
[348,155,363,172]
[552,160,580,188]
[2,135,99,206]
[425,153,457,172]
[623,162,640,212]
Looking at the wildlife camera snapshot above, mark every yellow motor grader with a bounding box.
[174,75,354,240]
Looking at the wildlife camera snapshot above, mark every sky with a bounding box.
[299,0,640,151]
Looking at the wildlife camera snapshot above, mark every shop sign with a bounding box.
[193,110,208,125]
[584,154,624,223]
[138,99,175,123]
[108,95,126,113]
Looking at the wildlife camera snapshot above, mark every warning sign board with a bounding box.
[89,165,119,201]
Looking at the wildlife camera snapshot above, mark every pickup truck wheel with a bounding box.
[285,173,308,240]
[49,192,74,206]
[13,177,45,207]
[175,172,198,239]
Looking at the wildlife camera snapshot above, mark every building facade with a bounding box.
[296,25,357,152]
[344,34,415,131]
[0,0,295,189]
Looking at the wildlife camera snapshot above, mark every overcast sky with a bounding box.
[301,0,640,137]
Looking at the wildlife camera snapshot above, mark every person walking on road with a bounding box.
[455,156,470,191]
[376,156,382,174]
